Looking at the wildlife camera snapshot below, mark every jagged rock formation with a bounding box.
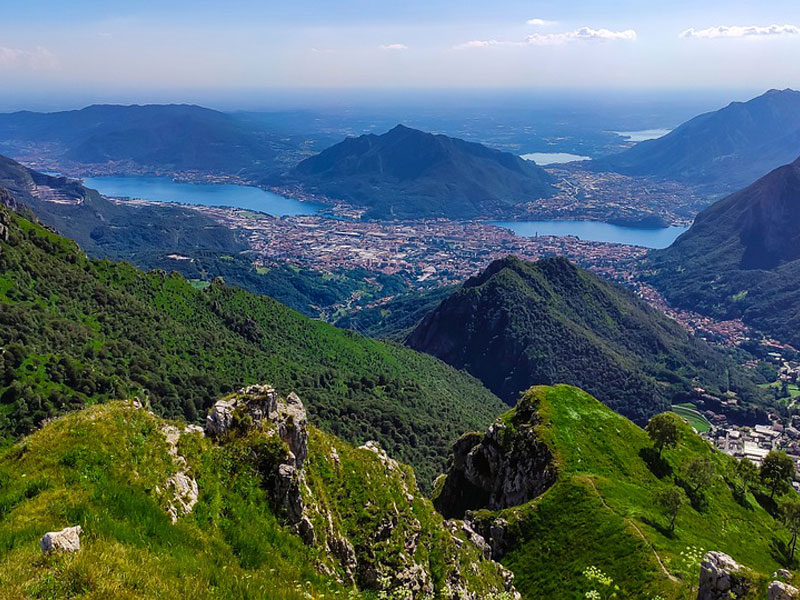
[206,384,310,525]
[159,423,200,522]
[770,581,800,600]
[697,552,754,600]
[40,526,82,554]
[206,384,517,599]
[0,187,17,213]
[434,390,556,519]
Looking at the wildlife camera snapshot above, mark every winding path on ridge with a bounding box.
[580,475,679,583]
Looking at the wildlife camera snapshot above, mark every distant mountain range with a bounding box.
[0,104,294,175]
[406,256,765,424]
[648,155,800,348]
[592,89,800,193]
[281,124,555,219]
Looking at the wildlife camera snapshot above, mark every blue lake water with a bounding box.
[613,128,672,143]
[488,220,689,249]
[520,152,592,165]
[82,176,320,216]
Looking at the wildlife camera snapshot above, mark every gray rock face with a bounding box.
[205,385,308,470]
[206,385,311,530]
[433,398,556,518]
[204,385,517,599]
[697,552,752,600]
[160,424,200,523]
[770,581,800,600]
[277,392,308,469]
[40,525,82,554]
[205,384,279,438]
[468,515,513,560]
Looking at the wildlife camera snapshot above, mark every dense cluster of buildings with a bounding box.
[521,167,706,227]
[192,206,648,285]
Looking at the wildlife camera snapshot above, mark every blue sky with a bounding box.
[2,0,800,106]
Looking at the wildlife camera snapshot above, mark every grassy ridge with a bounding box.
[0,207,506,485]
[476,386,783,599]
[0,401,512,598]
[0,403,335,599]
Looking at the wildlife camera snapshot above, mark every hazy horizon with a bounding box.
[3,0,800,109]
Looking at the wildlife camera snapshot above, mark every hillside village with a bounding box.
[698,355,800,485]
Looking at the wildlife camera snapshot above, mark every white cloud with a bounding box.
[454,27,636,49]
[453,40,505,50]
[379,43,409,51]
[527,27,637,45]
[526,18,555,26]
[0,46,58,70]
[681,24,800,39]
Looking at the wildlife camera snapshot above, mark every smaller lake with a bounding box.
[82,176,320,216]
[613,128,672,143]
[521,152,592,165]
[488,220,689,249]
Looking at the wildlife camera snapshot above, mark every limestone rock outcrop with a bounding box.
[205,385,518,600]
[769,581,800,600]
[697,551,753,600]
[40,525,82,554]
[433,395,556,519]
[158,423,200,522]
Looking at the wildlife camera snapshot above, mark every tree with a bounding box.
[682,456,716,494]
[761,450,795,500]
[655,486,686,532]
[646,413,681,457]
[735,458,758,496]
[782,499,800,561]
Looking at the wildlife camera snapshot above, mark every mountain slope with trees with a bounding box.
[0,104,294,174]
[406,256,765,424]
[281,124,555,219]
[0,205,506,485]
[647,155,800,349]
[592,88,800,193]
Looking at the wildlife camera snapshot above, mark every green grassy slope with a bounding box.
[465,386,784,599]
[0,207,506,485]
[0,400,511,599]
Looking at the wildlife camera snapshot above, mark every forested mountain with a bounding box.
[406,256,765,424]
[647,155,800,348]
[592,89,800,193]
[0,104,294,174]
[281,124,554,219]
[0,205,506,484]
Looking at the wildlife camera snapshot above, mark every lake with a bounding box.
[613,128,672,143]
[520,152,592,165]
[82,176,320,216]
[488,220,689,249]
